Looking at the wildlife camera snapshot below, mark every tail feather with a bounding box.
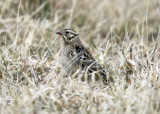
[88,63,114,83]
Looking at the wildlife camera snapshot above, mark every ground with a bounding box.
[0,0,160,113]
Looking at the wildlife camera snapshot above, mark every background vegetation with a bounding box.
[0,0,160,113]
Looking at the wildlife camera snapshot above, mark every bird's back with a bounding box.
[60,44,108,81]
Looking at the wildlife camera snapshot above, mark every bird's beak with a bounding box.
[56,31,62,36]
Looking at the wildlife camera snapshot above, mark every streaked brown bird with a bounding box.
[56,28,110,82]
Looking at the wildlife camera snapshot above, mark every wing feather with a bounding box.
[75,46,108,81]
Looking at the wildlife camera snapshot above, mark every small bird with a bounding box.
[56,28,110,82]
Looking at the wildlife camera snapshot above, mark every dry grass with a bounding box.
[0,0,160,113]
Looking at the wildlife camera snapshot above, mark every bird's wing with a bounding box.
[75,46,108,81]
[75,46,95,67]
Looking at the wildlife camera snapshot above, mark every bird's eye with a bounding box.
[66,31,69,34]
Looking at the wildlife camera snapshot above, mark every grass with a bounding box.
[0,0,160,113]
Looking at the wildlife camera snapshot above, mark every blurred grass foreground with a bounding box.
[0,0,160,113]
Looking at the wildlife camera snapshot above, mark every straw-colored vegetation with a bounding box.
[0,0,160,113]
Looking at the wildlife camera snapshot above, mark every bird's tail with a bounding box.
[98,70,114,83]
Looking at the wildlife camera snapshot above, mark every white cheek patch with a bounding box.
[69,34,75,38]
[63,35,67,40]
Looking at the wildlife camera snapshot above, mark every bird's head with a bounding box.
[56,28,80,44]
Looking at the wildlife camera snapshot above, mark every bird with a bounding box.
[56,28,111,82]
